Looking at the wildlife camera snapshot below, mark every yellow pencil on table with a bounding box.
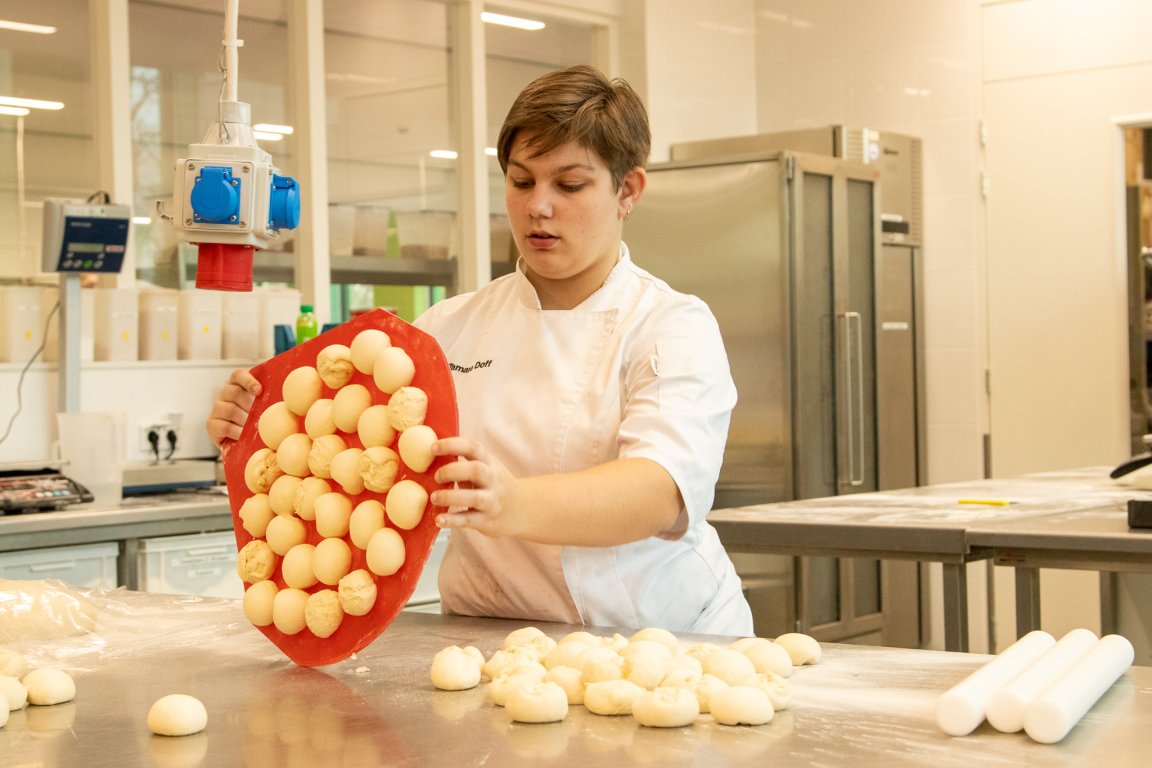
[957,499,1012,506]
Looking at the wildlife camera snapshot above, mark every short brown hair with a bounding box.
[497,65,650,190]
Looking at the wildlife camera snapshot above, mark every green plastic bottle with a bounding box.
[296,304,318,344]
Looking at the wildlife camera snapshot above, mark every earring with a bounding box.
[624,203,633,221]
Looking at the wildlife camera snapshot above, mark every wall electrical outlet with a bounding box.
[139,423,169,452]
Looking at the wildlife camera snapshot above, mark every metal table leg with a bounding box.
[1014,566,1041,636]
[942,562,969,652]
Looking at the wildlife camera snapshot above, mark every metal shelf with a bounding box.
[252,252,458,287]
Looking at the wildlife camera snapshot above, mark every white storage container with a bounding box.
[354,205,391,256]
[329,204,356,256]
[177,290,222,360]
[257,287,301,359]
[0,542,120,589]
[0,286,45,363]
[137,531,241,598]
[222,291,261,360]
[138,288,179,361]
[40,286,96,363]
[93,287,139,361]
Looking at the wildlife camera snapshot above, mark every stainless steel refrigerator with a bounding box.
[625,138,925,645]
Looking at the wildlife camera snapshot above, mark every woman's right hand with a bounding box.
[206,368,263,448]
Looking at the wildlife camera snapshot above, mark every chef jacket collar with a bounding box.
[514,242,631,311]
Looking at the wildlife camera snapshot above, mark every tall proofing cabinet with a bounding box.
[626,132,925,646]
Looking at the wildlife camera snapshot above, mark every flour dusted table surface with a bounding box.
[1,590,1148,767]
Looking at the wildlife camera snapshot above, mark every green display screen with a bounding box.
[67,242,106,254]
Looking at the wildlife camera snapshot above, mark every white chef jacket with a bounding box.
[414,243,753,635]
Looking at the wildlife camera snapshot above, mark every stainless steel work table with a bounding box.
[2,589,1148,767]
[0,490,233,588]
[967,498,1152,637]
[707,469,1140,653]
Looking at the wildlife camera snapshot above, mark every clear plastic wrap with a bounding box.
[0,578,100,643]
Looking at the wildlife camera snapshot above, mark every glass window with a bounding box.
[0,1,93,278]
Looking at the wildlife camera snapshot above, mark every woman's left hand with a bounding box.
[429,436,527,538]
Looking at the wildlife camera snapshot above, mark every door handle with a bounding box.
[841,311,865,487]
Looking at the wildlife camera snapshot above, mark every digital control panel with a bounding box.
[0,470,93,513]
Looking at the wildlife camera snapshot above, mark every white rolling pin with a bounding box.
[1023,633,1135,744]
[985,627,1099,733]
[935,630,1056,736]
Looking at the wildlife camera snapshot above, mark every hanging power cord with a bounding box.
[0,299,60,447]
[165,428,178,462]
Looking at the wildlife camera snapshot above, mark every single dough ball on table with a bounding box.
[272,588,310,635]
[332,384,373,434]
[267,474,303,517]
[304,398,337,439]
[265,514,308,555]
[147,693,208,737]
[316,344,355,389]
[579,646,624,683]
[373,346,415,394]
[623,649,673,691]
[694,673,730,714]
[257,401,300,450]
[503,626,558,659]
[630,627,680,655]
[728,637,765,653]
[281,543,318,589]
[282,366,323,416]
[632,686,700,728]
[329,448,366,495]
[584,679,646,716]
[385,479,428,530]
[545,640,591,670]
[313,537,353,586]
[1,647,29,679]
[1,674,28,710]
[773,632,822,666]
[544,666,584,705]
[243,580,278,626]
[236,540,277,584]
[386,387,428,431]
[398,425,437,473]
[660,663,703,691]
[315,492,354,538]
[304,589,344,638]
[22,667,76,706]
[360,446,400,494]
[430,646,483,691]
[743,640,793,678]
[357,404,397,449]
[702,648,758,685]
[238,494,274,537]
[350,329,391,375]
[293,477,331,521]
[488,665,547,707]
[744,672,792,711]
[308,434,348,479]
[709,685,775,726]
[484,648,542,680]
[244,448,283,494]
[337,569,378,616]
[686,642,722,664]
[276,432,313,478]
[365,527,406,576]
[349,499,385,549]
[506,682,569,724]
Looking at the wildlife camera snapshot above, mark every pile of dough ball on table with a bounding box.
[429,626,822,728]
